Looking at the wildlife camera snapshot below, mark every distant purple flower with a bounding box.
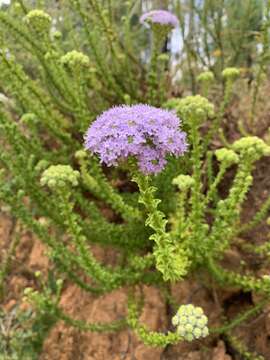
[140,10,179,28]
[84,105,187,175]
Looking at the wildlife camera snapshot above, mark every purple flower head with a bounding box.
[84,105,187,175]
[140,10,179,28]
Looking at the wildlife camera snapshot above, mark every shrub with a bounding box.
[0,1,269,355]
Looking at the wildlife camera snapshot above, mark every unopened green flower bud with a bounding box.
[56,279,63,288]
[186,333,194,342]
[232,137,270,159]
[52,30,62,40]
[14,2,21,10]
[172,175,195,191]
[20,113,38,125]
[180,315,188,324]
[172,304,209,342]
[177,325,186,336]
[25,10,52,33]
[158,53,170,62]
[193,327,202,339]
[185,323,193,332]
[196,315,208,328]
[48,179,57,188]
[17,189,25,198]
[188,316,197,325]
[215,148,239,166]
[61,50,90,73]
[174,95,215,124]
[172,315,179,326]
[23,287,33,296]
[41,165,80,189]
[123,94,131,105]
[202,327,209,337]
[44,51,58,61]
[222,67,240,81]
[13,2,23,14]
[75,150,87,160]
[197,71,214,83]
[193,306,203,317]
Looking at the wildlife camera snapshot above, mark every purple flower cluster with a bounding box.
[140,10,179,28]
[84,105,187,174]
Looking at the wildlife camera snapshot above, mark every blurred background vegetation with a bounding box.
[1,0,268,93]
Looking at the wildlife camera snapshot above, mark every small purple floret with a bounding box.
[84,105,187,175]
[140,10,179,28]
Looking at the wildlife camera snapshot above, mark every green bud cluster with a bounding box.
[232,136,270,158]
[60,50,90,72]
[157,53,170,63]
[197,71,215,83]
[52,31,62,40]
[75,149,87,160]
[172,174,195,191]
[222,67,240,81]
[25,10,52,33]
[172,304,209,341]
[40,165,80,189]
[215,148,239,166]
[175,95,215,123]
[44,50,58,61]
[20,113,38,125]
[13,2,22,12]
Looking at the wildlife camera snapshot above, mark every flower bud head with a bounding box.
[60,50,90,72]
[25,10,52,33]
[52,31,62,40]
[215,148,239,166]
[232,137,270,159]
[41,165,80,189]
[222,67,240,81]
[172,175,195,191]
[172,304,209,342]
[34,271,41,278]
[171,96,214,124]
[20,113,38,125]
[197,71,214,83]
[23,287,33,296]
[75,150,87,160]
